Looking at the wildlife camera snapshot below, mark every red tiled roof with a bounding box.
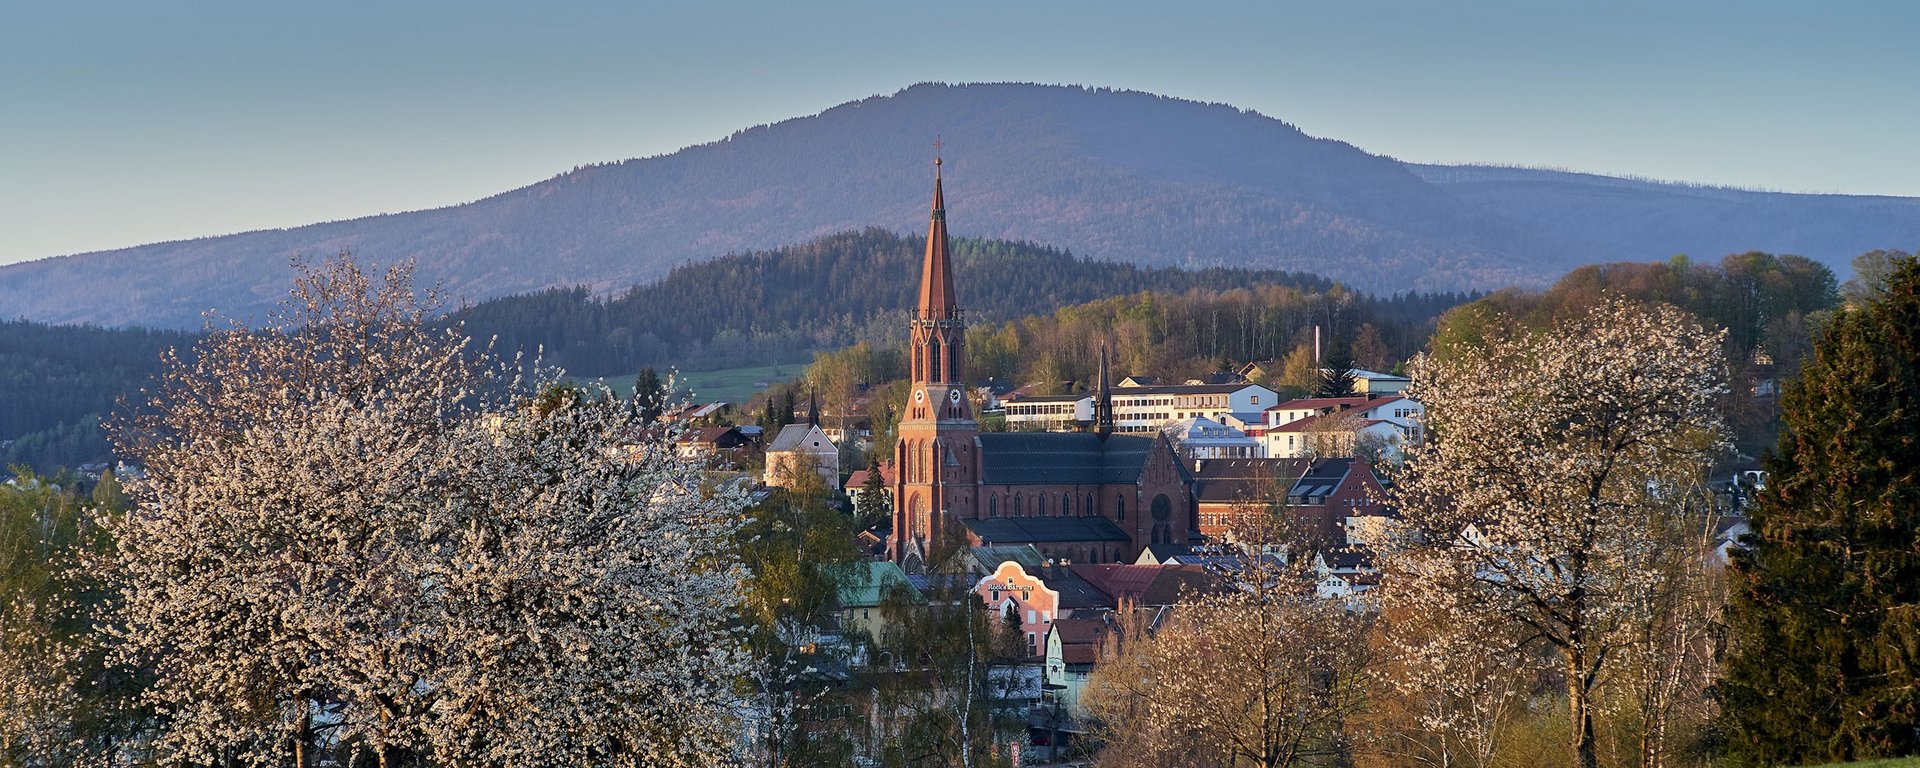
[1051,617,1104,645]
[1269,396,1370,412]
[1269,413,1391,433]
[1069,564,1220,606]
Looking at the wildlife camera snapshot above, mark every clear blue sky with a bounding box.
[4,0,1915,265]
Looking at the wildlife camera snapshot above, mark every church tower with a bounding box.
[892,157,979,571]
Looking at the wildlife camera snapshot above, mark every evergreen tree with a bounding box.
[1316,339,1357,398]
[854,465,891,532]
[1722,255,1920,765]
[632,367,666,423]
[777,387,799,430]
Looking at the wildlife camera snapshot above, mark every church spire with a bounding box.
[1095,342,1115,438]
[917,156,957,318]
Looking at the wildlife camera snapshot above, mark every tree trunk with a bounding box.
[1567,650,1598,768]
[377,706,392,768]
[294,701,310,768]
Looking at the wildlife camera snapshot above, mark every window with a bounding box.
[1014,494,1024,517]
[1116,496,1126,522]
[1027,609,1036,624]
[989,495,999,518]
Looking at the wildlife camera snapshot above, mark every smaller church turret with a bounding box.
[1095,343,1116,439]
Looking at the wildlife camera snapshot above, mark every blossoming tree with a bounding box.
[1377,298,1727,768]
[105,254,748,767]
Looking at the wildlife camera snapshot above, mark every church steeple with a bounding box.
[893,153,978,571]
[917,157,958,319]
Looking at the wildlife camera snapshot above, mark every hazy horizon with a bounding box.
[5,1,1916,266]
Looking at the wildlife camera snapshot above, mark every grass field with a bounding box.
[1805,758,1920,768]
[583,362,802,405]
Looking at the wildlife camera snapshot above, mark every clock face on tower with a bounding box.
[948,389,962,403]
[914,390,926,404]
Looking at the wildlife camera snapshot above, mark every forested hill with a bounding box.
[1,229,1470,472]
[9,82,1913,329]
[1410,164,1920,270]
[452,228,1473,376]
[0,320,193,471]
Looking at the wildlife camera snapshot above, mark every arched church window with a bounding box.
[988,495,999,518]
[1035,494,1046,517]
[1115,496,1126,522]
[1150,494,1173,545]
[929,336,943,382]
[1062,494,1071,516]
[1085,494,1095,518]
[1014,494,1024,517]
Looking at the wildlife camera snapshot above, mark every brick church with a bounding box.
[890,158,1196,573]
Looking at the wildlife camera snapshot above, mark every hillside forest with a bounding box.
[0,237,1886,474]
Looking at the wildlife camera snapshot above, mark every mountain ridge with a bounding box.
[3,82,1913,328]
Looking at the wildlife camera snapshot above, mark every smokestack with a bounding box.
[1315,325,1322,364]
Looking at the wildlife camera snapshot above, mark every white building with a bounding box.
[1256,394,1425,458]
[1000,393,1092,431]
[1108,382,1277,434]
[1347,369,1412,395]
[1160,416,1260,460]
[764,422,838,488]
[1261,414,1407,459]
[1001,380,1279,435]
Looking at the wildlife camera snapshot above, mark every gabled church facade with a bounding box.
[890,159,1196,573]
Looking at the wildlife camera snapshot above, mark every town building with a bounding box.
[1160,416,1261,460]
[833,560,924,643]
[1348,368,1411,394]
[674,425,755,465]
[1254,394,1425,459]
[1190,457,1390,544]
[765,421,838,488]
[889,159,1197,572]
[1042,618,1106,714]
[1104,380,1276,433]
[999,393,1091,431]
[999,379,1276,434]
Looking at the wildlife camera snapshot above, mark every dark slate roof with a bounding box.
[1193,457,1354,503]
[961,516,1134,544]
[1142,543,1195,562]
[1114,382,1263,395]
[767,423,832,453]
[975,432,1156,485]
[1043,569,1123,610]
[1070,564,1225,606]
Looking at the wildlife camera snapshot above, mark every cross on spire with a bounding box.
[934,136,944,178]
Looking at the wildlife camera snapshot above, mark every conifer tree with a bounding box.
[854,464,891,531]
[1721,254,1920,765]
[632,366,666,423]
[1316,339,1357,398]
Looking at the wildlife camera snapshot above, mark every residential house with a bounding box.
[765,422,838,488]
[833,560,924,644]
[1255,394,1424,459]
[674,425,754,465]
[843,464,897,508]
[1043,618,1107,715]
